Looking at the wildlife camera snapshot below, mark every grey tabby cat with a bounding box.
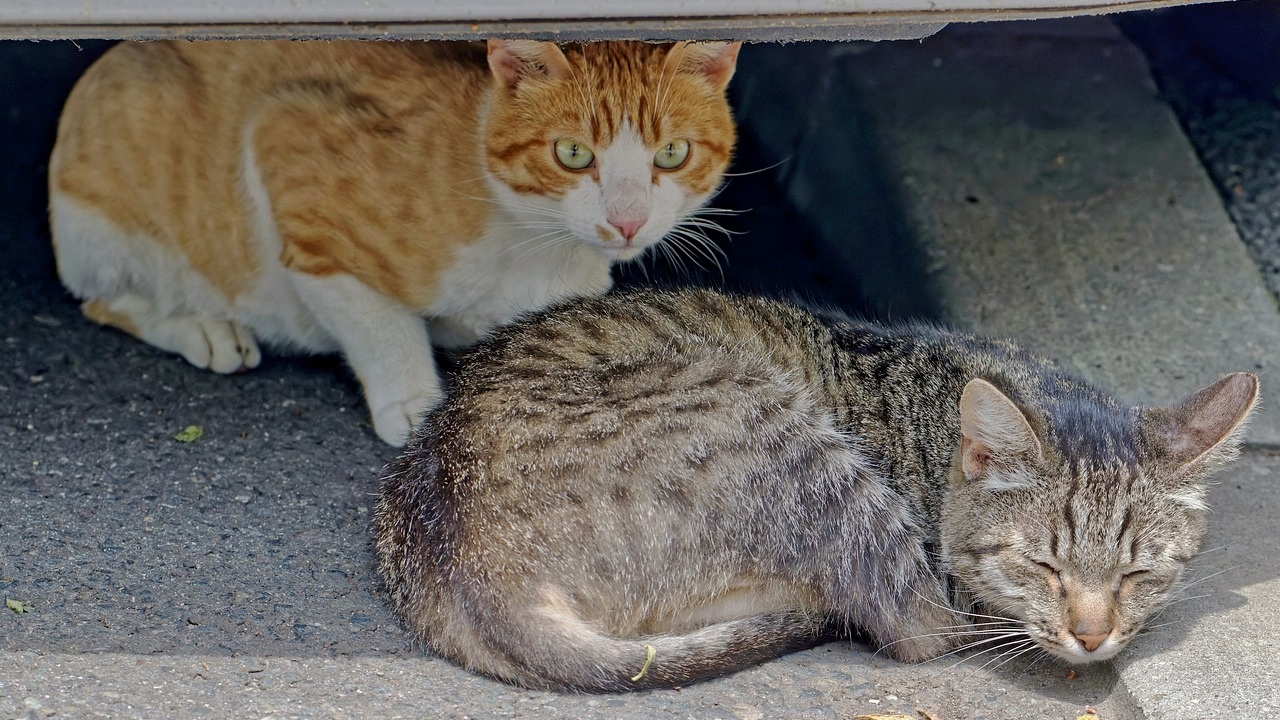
[375,287,1257,692]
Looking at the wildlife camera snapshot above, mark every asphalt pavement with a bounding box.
[2,7,1279,719]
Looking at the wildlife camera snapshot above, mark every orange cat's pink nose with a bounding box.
[609,217,645,241]
[1073,630,1111,652]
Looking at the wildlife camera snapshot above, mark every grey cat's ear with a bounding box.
[487,40,573,89]
[958,378,1044,490]
[1156,372,1259,475]
[665,41,742,90]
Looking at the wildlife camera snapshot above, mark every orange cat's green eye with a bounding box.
[654,139,690,170]
[554,138,595,170]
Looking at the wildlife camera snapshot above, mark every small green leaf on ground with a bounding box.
[6,598,31,614]
[175,425,204,443]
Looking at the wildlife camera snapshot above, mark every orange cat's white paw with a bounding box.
[372,393,440,446]
[170,319,261,374]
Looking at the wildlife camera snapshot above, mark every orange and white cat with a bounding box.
[49,39,740,445]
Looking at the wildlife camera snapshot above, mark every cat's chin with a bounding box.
[598,244,649,262]
[1036,635,1125,664]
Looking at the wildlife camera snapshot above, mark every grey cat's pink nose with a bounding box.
[1073,630,1111,651]
[609,217,645,241]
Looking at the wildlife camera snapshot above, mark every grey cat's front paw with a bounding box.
[883,630,952,663]
[372,393,440,446]
[882,595,963,663]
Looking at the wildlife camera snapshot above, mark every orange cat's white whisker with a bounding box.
[687,203,746,216]
[718,156,792,178]
[665,229,726,271]
[502,234,580,266]
[680,218,743,237]
[665,235,719,277]
[655,240,690,277]
[446,188,570,219]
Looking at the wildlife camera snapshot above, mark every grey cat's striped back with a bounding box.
[375,287,1257,691]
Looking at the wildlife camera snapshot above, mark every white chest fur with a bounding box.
[425,218,614,348]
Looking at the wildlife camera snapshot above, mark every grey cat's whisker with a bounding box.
[979,641,1042,678]
[916,629,1030,665]
[930,620,1023,630]
[970,637,1039,672]
[1141,616,1196,632]
[910,587,1017,627]
[1172,564,1240,593]
[924,635,1034,677]
[880,627,1026,651]
[1146,593,1214,624]
[1160,592,1213,607]
[1022,648,1053,674]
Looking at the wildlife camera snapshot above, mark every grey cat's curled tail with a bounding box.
[466,599,833,692]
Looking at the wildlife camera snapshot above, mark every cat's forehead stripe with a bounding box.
[1045,395,1141,470]
[566,42,701,146]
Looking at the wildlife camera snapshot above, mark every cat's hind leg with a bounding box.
[51,191,261,374]
[82,294,261,374]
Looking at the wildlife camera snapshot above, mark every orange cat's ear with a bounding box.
[665,41,742,90]
[487,39,573,89]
